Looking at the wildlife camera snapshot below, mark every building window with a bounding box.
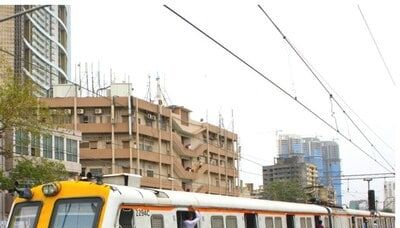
[89,168,102,177]
[147,170,154,177]
[42,134,53,158]
[54,136,64,160]
[15,130,29,155]
[89,141,98,149]
[66,139,78,162]
[31,134,40,157]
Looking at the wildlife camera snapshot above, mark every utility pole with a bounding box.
[363,177,373,191]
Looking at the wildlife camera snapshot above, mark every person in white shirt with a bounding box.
[183,207,201,228]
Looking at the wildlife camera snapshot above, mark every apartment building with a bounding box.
[262,156,318,188]
[2,128,81,174]
[40,84,239,196]
[0,5,70,95]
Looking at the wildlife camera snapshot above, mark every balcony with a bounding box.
[77,123,111,133]
[172,133,207,158]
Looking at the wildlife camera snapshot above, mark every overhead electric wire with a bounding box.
[357,5,396,86]
[0,5,50,23]
[163,5,393,173]
[257,5,395,172]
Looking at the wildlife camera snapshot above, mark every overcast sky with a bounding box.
[10,0,397,206]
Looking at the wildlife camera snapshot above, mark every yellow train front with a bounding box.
[7,179,395,228]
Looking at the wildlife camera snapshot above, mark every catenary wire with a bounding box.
[163,5,393,173]
[257,5,395,172]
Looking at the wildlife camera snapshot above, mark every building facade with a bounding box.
[2,128,81,174]
[320,141,342,205]
[0,5,70,96]
[262,156,318,188]
[276,134,342,205]
[277,134,303,158]
[384,181,395,212]
[40,84,239,196]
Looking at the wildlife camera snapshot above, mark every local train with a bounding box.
[7,178,395,228]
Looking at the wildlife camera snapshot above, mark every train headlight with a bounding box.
[42,182,60,197]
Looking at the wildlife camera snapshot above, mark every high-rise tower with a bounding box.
[0,5,70,96]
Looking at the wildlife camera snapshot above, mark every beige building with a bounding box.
[40,84,239,196]
[0,6,15,79]
[262,156,318,188]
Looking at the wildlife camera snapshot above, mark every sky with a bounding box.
[8,0,398,207]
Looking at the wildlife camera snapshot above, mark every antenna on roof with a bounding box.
[145,74,152,102]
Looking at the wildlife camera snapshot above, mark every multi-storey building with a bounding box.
[384,181,395,212]
[262,156,318,188]
[0,5,70,96]
[276,134,342,205]
[321,140,342,205]
[40,84,239,196]
[302,137,324,184]
[2,128,81,174]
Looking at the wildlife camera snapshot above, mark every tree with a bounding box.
[0,56,53,157]
[0,158,68,190]
[382,208,393,213]
[260,179,307,203]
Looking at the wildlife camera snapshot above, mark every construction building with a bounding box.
[276,134,342,205]
[0,5,70,96]
[321,140,342,205]
[262,156,318,188]
[40,83,239,196]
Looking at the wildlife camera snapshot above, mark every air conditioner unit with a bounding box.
[77,109,84,115]
[94,108,102,114]
[146,113,156,120]
[64,109,72,115]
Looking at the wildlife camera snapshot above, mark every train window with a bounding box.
[211,216,224,228]
[119,208,134,228]
[50,197,103,228]
[245,213,258,228]
[307,217,312,228]
[265,217,274,228]
[301,217,307,228]
[324,217,330,228]
[348,218,352,228]
[380,218,385,228]
[275,217,283,228]
[357,218,363,228]
[226,216,238,228]
[8,201,42,228]
[151,214,164,228]
[287,215,295,228]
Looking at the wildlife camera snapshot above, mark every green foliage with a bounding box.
[261,179,307,203]
[382,208,393,213]
[0,60,53,157]
[0,158,68,190]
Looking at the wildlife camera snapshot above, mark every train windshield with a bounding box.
[49,198,103,228]
[8,201,42,228]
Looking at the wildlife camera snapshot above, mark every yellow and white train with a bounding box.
[7,178,395,228]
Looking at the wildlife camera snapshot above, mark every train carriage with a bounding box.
[7,179,395,228]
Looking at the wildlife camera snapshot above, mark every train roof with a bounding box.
[111,184,329,214]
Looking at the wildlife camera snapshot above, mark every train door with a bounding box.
[287,215,295,228]
[177,210,198,228]
[245,213,258,228]
[315,216,321,228]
